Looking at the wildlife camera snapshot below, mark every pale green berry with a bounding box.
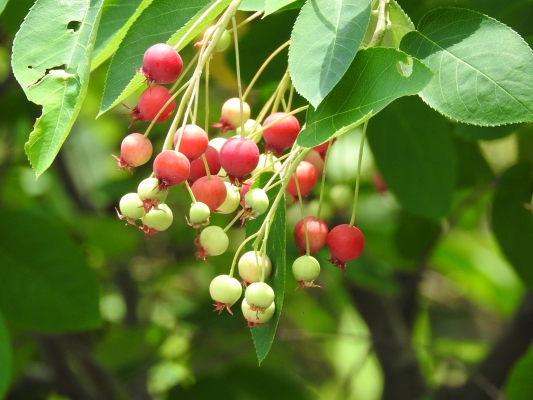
[238,251,272,284]
[203,26,231,52]
[328,184,353,209]
[241,298,275,326]
[217,182,240,214]
[119,193,145,220]
[245,282,275,310]
[189,202,210,225]
[208,137,226,152]
[244,188,269,218]
[292,255,320,283]
[199,226,229,256]
[138,177,168,203]
[209,274,242,305]
[141,204,173,231]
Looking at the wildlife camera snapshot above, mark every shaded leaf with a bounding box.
[297,47,434,148]
[455,123,520,141]
[395,212,442,262]
[289,0,371,108]
[506,348,533,400]
[0,0,8,16]
[453,137,493,188]
[265,0,294,15]
[0,209,102,332]
[367,96,456,220]
[400,7,533,126]
[245,173,286,364]
[0,311,11,400]
[492,163,533,287]
[99,0,230,115]
[12,0,103,177]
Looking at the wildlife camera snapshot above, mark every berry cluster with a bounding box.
[113,23,365,328]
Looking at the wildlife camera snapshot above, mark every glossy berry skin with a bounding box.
[191,176,227,211]
[196,226,229,262]
[293,216,328,255]
[218,183,240,214]
[117,193,145,225]
[327,224,364,273]
[313,138,336,154]
[141,43,183,84]
[245,282,275,311]
[241,298,275,328]
[137,177,168,212]
[188,202,210,228]
[129,86,176,125]
[188,146,221,183]
[244,188,269,219]
[286,161,318,199]
[153,150,190,190]
[238,251,272,285]
[209,274,242,314]
[173,124,209,161]
[140,204,173,236]
[113,133,152,170]
[292,255,321,289]
[219,137,259,184]
[213,98,251,134]
[262,112,300,156]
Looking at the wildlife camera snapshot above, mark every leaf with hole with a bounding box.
[400,7,533,126]
[11,0,103,177]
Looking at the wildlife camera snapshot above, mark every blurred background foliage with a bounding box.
[1,0,533,399]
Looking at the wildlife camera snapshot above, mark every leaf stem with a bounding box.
[316,139,333,220]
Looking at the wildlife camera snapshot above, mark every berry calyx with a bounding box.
[173,124,209,161]
[140,204,173,236]
[293,216,329,255]
[292,255,321,290]
[153,150,190,191]
[196,226,229,261]
[262,112,300,156]
[241,298,275,328]
[243,188,269,220]
[244,282,275,311]
[137,177,168,212]
[187,201,210,228]
[140,43,183,84]
[191,175,227,211]
[209,275,242,315]
[188,146,221,183]
[116,193,145,225]
[217,182,240,214]
[128,86,176,126]
[286,161,318,199]
[212,98,250,134]
[238,251,272,285]
[219,137,259,184]
[326,224,365,273]
[112,133,152,171]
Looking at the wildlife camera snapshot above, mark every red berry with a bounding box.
[191,175,227,211]
[173,124,209,161]
[313,138,336,154]
[373,172,388,194]
[219,137,259,184]
[212,98,250,134]
[188,146,221,183]
[113,133,152,170]
[153,150,190,190]
[293,216,329,255]
[128,86,176,126]
[326,224,364,273]
[141,43,183,84]
[303,149,324,175]
[262,112,300,156]
[286,161,318,199]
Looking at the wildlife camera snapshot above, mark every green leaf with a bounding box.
[400,7,533,126]
[297,47,434,148]
[265,0,294,15]
[0,311,11,400]
[11,0,103,177]
[99,0,230,115]
[394,212,442,262]
[453,137,493,188]
[455,123,519,141]
[244,173,286,364]
[289,0,371,108]
[0,209,102,332]
[506,348,533,400]
[492,163,533,287]
[239,0,264,11]
[362,0,414,48]
[0,0,9,16]
[91,0,152,71]
[367,96,456,220]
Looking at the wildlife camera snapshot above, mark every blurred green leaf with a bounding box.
[245,172,286,364]
[400,8,533,126]
[455,123,520,141]
[492,163,533,287]
[265,0,294,15]
[297,47,434,148]
[453,137,493,188]
[0,311,11,400]
[367,96,456,220]
[12,0,103,177]
[0,209,102,332]
[0,0,9,16]
[289,0,371,108]
[506,348,533,400]
[395,212,442,262]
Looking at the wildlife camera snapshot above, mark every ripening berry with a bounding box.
[262,112,300,156]
[238,251,272,285]
[244,188,269,219]
[219,136,259,184]
[241,298,275,328]
[286,161,318,199]
[198,26,232,52]
[113,133,153,170]
[173,124,209,161]
[327,224,364,273]
[153,150,190,191]
[293,216,328,255]
[141,43,183,84]
[128,86,176,126]
[188,146,221,183]
[209,274,242,315]
[213,98,251,134]
[191,175,227,211]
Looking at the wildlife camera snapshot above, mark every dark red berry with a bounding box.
[262,112,300,156]
[128,86,176,126]
[191,176,227,211]
[286,161,318,199]
[293,216,329,255]
[141,43,183,84]
[112,133,152,170]
[219,137,259,184]
[326,224,364,273]
[153,150,190,191]
[313,138,336,154]
[173,124,209,161]
[188,146,221,183]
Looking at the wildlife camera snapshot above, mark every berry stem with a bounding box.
[184,180,197,203]
[224,208,246,233]
[294,172,311,256]
[316,139,333,219]
[204,57,210,133]
[367,0,390,47]
[229,232,259,278]
[349,120,369,227]
[271,69,290,114]
[286,82,294,112]
[228,11,263,32]
[201,153,212,179]
[231,16,246,139]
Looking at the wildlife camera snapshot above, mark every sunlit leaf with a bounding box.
[265,0,294,15]
[239,0,264,11]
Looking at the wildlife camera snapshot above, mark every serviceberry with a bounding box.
[209,274,242,315]
[128,86,176,126]
[173,124,209,161]
[238,251,272,285]
[327,224,364,273]
[112,133,152,171]
[141,43,183,84]
[153,150,190,191]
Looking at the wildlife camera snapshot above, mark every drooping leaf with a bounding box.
[12,0,104,177]
[400,7,533,126]
[244,173,286,364]
[506,348,533,400]
[367,96,456,220]
[297,47,434,148]
[265,0,294,15]
[289,0,371,108]
[362,0,414,48]
[0,311,11,400]
[0,209,102,332]
[492,163,533,287]
[99,0,231,115]
[91,0,151,71]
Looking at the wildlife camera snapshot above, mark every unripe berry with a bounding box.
[209,274,242,314]
[238,251,272,285]
[119,193,145,220]
[188,202,210,227]
[173,124,209,161]
[245,282,275,311]
[128,86,176,125]
[141,43,183,84]
[327,224,364,273]
[113,133,153,170]
[241,298,275,328]
[293,216,328,255]
[213,98,251,134]
[196,226,229,261]
[262,112,300,156]
[137,177,168,212]
[286,161,318,199]
[141,204,173,236]
[329,184,353,209]
[200,26,231,52]
[244,188,269,218]
[292,255,321,289]
[153,150,190,190]
[217,182,240,214]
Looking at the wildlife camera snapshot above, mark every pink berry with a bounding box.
[153,150,190,191]
[141,43,183,84]
[326,224,364,273]
[191,176,227,211]
[286,161,318,199]
[212,98,250,134]
[188,146,221,183]
[173,124,209,161]
[262,112,300,156]
[128,86,176,126]
[113,133,153,170]
[313,138,336,155]
[293,216,329,255]
[219,137,259,184]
